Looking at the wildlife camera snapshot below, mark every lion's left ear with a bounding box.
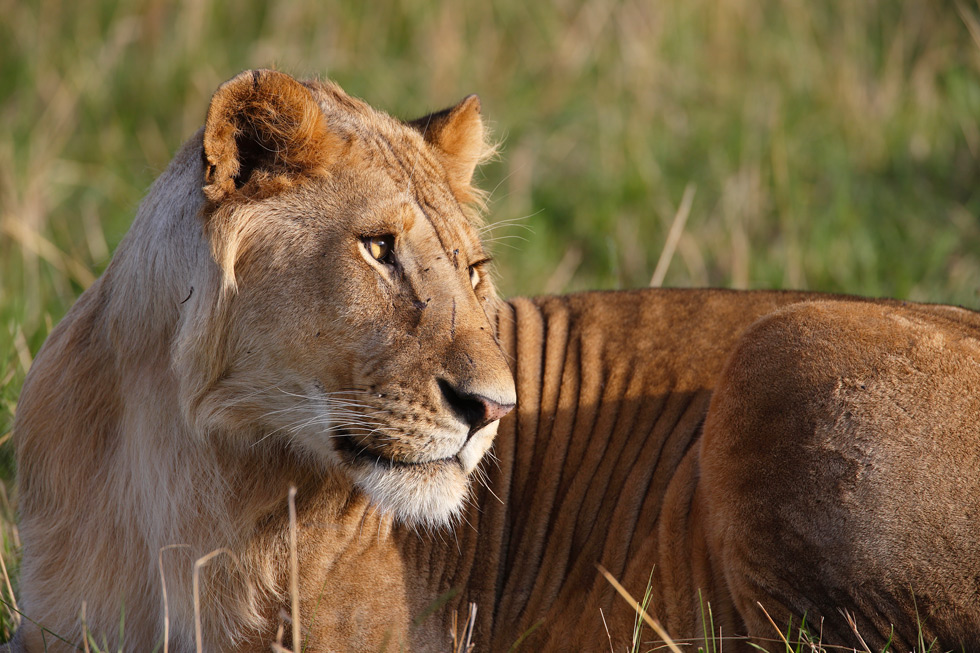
[202,69,338,204]
[407,95,491,204]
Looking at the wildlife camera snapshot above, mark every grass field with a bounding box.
[2,0,980,648]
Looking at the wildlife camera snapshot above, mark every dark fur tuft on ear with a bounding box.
[408,95,495,206]
[202,69,338,204]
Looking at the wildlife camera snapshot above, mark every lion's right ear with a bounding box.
[407,95,493,205]
[202,69,337,204]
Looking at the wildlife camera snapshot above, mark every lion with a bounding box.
[10,69,980,652]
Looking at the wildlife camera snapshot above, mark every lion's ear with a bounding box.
[202,69,337,203]
[408,95,492,204]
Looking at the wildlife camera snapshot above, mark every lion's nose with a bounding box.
[438,379,515,436]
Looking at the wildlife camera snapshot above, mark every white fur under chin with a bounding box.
[353,462,469,529]
[352,422,500,529]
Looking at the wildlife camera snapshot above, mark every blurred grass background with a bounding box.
[2,0,980,639]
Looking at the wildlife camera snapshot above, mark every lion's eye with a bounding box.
[365,235,395,265]
[469,258,491,289]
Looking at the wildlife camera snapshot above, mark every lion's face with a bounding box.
[178,71,515,527]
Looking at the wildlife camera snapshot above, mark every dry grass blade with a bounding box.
[463,602,477,652]
[193,547,237,653]
[599,608,615,653]
[288,485,300,652]
[452,608,459,652]
[2,217,96,289]
[840,609,873,653]
[957,0,980,51]
[13,326,33,374]
[650,183,696,288]
[756,601,793,651]
[451,601,478,653]
[272,621,288,653]
[596,564,683,653]
[81,601,89,653]
[159,544,190,653]
[0,541,19,629]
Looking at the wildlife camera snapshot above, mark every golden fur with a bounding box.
[13,69,514,651]
[11,71,980,651]
[484,293,980,651]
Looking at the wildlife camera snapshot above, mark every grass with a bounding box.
[604,576,947,653]
[2,0,980,649]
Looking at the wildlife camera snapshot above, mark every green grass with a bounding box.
[2,0,980,648]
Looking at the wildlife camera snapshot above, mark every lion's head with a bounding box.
[158,69,515,527]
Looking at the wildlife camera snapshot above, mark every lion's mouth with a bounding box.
[334,431,462,470]
[333,428,480,526]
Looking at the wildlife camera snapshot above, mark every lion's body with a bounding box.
[424,289,821,651]
[11,71,980,652]
[442,292,980,652]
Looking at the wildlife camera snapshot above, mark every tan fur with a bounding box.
[13,70,513,651]
[700,300,980,650]
[12,71,980,652]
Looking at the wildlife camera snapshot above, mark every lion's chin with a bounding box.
[341,423,499,528]
[351,459,470,528]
